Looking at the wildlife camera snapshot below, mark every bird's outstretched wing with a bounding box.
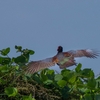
[64,49,99,58]
[26,57,56,74]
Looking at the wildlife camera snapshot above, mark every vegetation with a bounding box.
[0,46,100,100]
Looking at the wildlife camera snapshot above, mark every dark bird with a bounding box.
[26,46,99,74]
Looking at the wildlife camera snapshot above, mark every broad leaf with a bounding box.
[22,94,35,100]
[61,69,71,77]
[68,74,76,84]
[0,57,11,65]
[75,63,82,73]
[0,47,10,56]
[61,86,70,99]
[15,45,22,52]
[80,68,94,78]
[43,79,53,85]
[57,80,67,87]
[54,74,63,81]
[87,78,96,89]
[0,65,9,72]
[84,94,93,100]
[40,70,48,82]
[5,87,18,97]
[29,50,35,55]
[13,54,29,64]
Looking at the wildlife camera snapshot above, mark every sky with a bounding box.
[0,1,100,75]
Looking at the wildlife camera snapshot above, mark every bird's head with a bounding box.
[57,46,63,53]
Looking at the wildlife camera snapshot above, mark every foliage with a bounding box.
[0,46,100,100]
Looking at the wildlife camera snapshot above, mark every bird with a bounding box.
[26,46,99,74]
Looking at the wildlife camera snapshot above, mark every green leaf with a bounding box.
[81,68,94,78]
[0,65,9,72]
[5,87,18,97]
[13,54,29,64]
[75,78,84,88]
[15,66,19,70]
[79,88,88,93]
[89,70,95,78]
[75,63,82,73]
[0,57,4,64]
[0,57,11,65]
[62,70,75,82]
[23,49,29,54]
[22,94,35,100]
[0,47,10,56]
[87,78,96,89]
[96,76,100,80]
[40,70,48,82]
[29,50,35,55]
[15,45,22,52]
[32,74,42,84]
[46,70,55,80]
[68,74,76,84]
[61,69,71,78]
[84,94,93,100]
[96,79,100,88]
[57,80,66,87]
[54,74,63,81]
[46,69,54,75]
[15,45,18,49]
[43,79,53,85]
[61,86,70,98]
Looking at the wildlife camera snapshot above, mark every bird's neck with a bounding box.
[57,51,62,54]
